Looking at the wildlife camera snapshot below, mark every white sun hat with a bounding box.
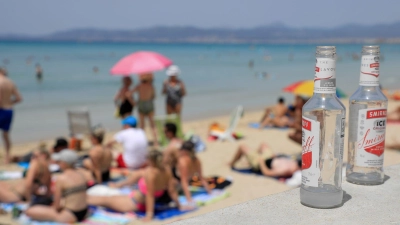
[166,65,181,76]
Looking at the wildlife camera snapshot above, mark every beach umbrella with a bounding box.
[283,80,347,98]
[110,51,173,75]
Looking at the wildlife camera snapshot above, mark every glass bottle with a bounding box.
[300,46,346,208]
[346,46,387,185]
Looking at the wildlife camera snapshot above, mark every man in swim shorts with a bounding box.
[0,68,22,163]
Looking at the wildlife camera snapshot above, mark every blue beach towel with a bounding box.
[248,122,289,130]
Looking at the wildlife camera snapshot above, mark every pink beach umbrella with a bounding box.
[110,51,173,75]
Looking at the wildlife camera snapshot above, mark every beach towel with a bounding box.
[17,208,136,225]
[179,189,230,206]
[231,167,294,181]
[87,185,135,196]
[17,162,60,173]
[1,202,135,225]
[189,176,232,190]
[135,190,229,220]
[0,171,23,180]
[232,167,263,176]
[248,122,289,130]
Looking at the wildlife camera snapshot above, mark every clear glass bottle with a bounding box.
[300,46,346,208]
[346,46,388,185]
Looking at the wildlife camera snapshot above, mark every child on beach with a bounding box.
[130,73,158,146]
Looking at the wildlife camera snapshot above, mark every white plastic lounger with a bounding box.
[67,108,92,137]
[210,105,244,142]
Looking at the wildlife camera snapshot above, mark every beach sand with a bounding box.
[1,99,400,224]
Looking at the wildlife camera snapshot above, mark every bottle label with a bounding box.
[314,58,336,94]
[301,117,320,187]
[360,55,380,86]
[356,108,387,167]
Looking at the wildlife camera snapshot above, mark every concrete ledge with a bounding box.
[173,164,400,225]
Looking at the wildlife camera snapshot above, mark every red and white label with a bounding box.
[356,108,387,167]
[360,55,380,86]
[314,58,336,94]
[301,117,320,187]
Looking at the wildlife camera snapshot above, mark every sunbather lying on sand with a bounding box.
[0,148,52,205]
[90,150,183,222]
[229,143,301,178]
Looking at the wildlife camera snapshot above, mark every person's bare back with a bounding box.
[136,83,155,101]
[0,75,21,109]
[272,103,288,118]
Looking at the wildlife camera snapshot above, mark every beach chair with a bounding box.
[155,114,184,147]
[210,105,244,142]
[67,109,92,137]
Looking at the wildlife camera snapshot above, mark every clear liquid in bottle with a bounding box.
[346,46,387,185]
[300,46,346,208]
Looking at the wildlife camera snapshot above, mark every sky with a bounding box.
[1,0,400,35]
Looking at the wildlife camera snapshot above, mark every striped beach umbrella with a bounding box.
[283,80,347,98]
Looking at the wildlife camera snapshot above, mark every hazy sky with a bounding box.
[1,0,400,35]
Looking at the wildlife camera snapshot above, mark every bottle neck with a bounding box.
[312,92,337,98]
[359,53,380,86]
[314,57,336,94]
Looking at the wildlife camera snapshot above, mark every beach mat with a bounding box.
[17,208,136,225]
[248,122,288,130]
[135,208,195,220]
[189,176,232,190]
[135,190,229,220]
[232,167,263,176]
[0,171,23,180]
[232,167,293,180]
[179,189,230,206]
[17,162,60,173]
[3,203,136,225]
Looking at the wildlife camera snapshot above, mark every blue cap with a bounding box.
[121,116,137,127]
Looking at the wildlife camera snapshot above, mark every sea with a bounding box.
[1,42,400,143]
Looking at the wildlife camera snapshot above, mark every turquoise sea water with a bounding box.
[1,42,400,142]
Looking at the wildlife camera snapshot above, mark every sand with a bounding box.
[1,99,400,225]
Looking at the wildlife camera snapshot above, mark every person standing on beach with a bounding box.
[114,77,135,118]
[35,64,43,82]
[162,65,186,116]
[0,68,22,163]
[130,73,158,146]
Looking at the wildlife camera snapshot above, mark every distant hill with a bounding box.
[2,21,400,43]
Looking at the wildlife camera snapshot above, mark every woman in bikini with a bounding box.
[129,74,158,146]
[162,65,186,116]
[88,150,181,222]
[172,141,211,203]
[115,77,135,118]
[0,147,52,205]
[83,126,112,183]
[229,143,301,178]
[26,149,89,223]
